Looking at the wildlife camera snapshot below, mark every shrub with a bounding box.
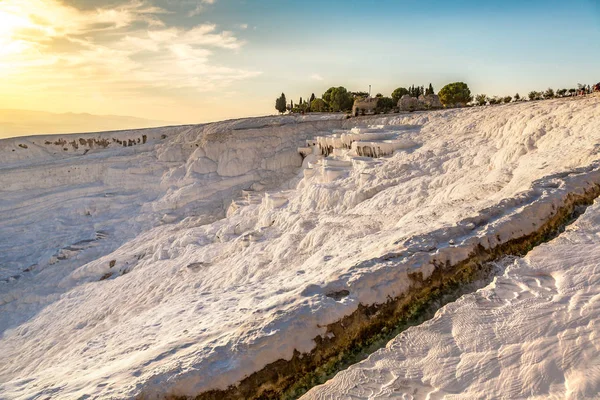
[375,97,395,113]
[528,91,538,101]
[475,94,487,106]
[488,96,502,105]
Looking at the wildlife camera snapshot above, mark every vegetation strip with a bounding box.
[169,181,600,400]
[275,82,597,116]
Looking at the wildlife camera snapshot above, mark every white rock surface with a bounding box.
[303,197,600,400]
[1,98,600,399]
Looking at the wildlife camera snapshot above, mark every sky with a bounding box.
[0,0,599,128]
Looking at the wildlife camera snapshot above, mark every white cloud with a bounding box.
[238,24,248,30]
[187,0,216,17]
[0,0,260,95]
[188,5,203,17]
[310,73,324,81]
[182,24,244,49]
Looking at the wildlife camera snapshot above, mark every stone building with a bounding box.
[398,95,420,111]
[352,97,379,116]
[398,94,443,111]
[419,94,443,109]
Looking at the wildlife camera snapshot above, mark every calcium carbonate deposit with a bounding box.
[1,96,600,399]
[304,197,600,400]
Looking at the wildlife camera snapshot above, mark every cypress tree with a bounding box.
[275,93,287,113]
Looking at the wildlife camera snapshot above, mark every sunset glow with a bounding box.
[0,0,598,134]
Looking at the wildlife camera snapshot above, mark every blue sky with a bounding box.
[230,0,599,101]
[0,0,598,124]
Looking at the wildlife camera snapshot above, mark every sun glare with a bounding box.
[0,4,34,60]
[0,6,30,38]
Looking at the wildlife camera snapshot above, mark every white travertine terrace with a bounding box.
[304,187,600,400]
[313,126,419,157]
[2,98,600,399]
[300,125,420,183]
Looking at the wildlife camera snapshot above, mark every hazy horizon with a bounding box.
[1,0,599,132]
[0,108,177,138]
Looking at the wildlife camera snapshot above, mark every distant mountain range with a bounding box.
[0,109,173,139]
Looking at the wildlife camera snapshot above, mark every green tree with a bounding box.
[310,98,326,112]
[438,82,472,107]
[322,86,353,112]
[409,85,424,97]
[503,96,512,104]
[544,88,555,99]
[514,93,520,101]
[392,87,409,103]
[426,83,435,95]
[375,93,383,98]
[323,88,333,104]
[275,93,287,113]
[375,97,395,113]
[309,93,316,103]
[556,89,567,97]
[297,101,309,112]
[475,94,487,106]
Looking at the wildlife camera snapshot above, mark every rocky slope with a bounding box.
[1,97,599,399]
